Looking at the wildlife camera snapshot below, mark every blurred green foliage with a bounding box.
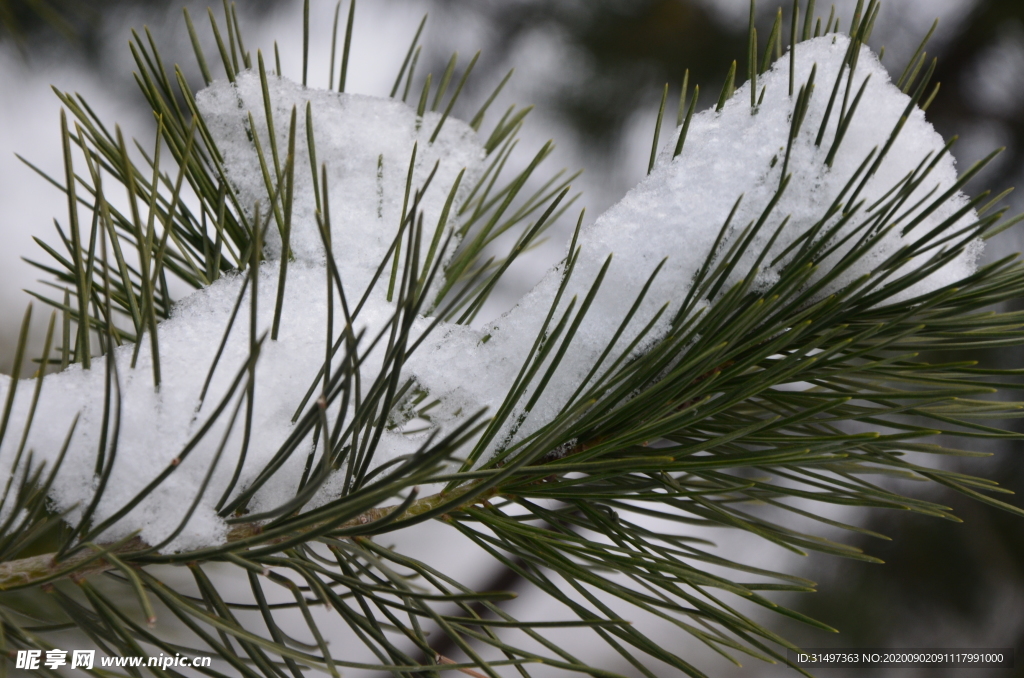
[0,0,76,41]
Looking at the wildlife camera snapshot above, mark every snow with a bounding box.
[199,71,483,283]
[0,73,487,552]
[409,34,982,450]
[0,35,982,551]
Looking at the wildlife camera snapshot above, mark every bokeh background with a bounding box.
[1,0,1023,675]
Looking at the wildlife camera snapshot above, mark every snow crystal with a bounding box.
[0,35,983,551]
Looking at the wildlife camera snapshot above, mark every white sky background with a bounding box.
[0,0,1022,675]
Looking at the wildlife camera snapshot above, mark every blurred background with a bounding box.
[1,0,1023,675]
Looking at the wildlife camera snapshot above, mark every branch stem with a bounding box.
[0,483,497,590]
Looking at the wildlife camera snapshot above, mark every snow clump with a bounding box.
[0,35,982,551]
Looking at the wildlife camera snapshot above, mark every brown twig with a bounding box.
[0,483,498,591]
[435,654,489,678]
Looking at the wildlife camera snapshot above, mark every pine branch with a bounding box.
[1,1,1022,676]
